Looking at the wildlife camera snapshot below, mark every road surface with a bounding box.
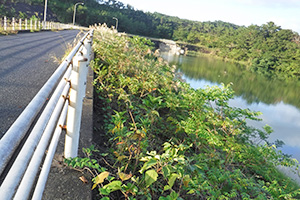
[0,30,82,138]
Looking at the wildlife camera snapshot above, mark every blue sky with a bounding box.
[120,0,300,33]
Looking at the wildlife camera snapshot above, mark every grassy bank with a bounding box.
[66,26,300,199]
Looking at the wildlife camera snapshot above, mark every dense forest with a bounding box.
[1,0,300,80]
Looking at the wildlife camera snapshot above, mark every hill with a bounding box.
[0,2,58,21]
[2,0,300,81]
[0,0,239,39]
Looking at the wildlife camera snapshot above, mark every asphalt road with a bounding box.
[0,30,82,138]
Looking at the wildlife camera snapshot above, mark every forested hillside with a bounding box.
[2,0,300,80]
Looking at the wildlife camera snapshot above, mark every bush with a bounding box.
[66,25,300,200]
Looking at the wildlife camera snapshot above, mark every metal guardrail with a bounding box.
[0,29,94,199]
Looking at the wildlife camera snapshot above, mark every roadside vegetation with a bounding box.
[64,25,300,199]
[0,28,17,35]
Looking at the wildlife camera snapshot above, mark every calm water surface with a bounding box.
[162,52,300,163]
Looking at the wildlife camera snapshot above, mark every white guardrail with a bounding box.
[0,16,75,31]
[0,29,94,199]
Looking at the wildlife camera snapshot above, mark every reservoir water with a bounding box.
[162,52,300,165]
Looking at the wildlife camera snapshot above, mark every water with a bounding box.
[162,52,300,166]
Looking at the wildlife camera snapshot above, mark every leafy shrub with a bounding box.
[67,25,300,200]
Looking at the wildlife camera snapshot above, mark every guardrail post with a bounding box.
[12,17,15,30]
[82,34,93,63]
[4,16,7,31]
[25,18,28,30]
[64,53,89,158]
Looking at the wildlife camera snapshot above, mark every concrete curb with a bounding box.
[42,67,94,200]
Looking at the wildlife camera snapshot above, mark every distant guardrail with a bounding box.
[0,16,78,32]
[0,29,94,199]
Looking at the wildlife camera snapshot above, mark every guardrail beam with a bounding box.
[0,29,94,199]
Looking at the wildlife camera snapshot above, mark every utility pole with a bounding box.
[43,0,48,29]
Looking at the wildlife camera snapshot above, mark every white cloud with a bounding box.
[234,0,300,7]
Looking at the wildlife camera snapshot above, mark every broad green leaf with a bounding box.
[163,142,172,150]
[163,185,171,191]
[100,188,110,195]
[170,191,179,199]
[140,156,152,162]
[187,189,195,194]
[145,169,158,187]
[162,165,171,178]
[118,172,132,181]
[92,171,109,190]
[139,158,157,173]
[103,180,122,192]
[158,197,169,200]
[168,173,179,189]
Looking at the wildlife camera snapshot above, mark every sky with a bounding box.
[119,0,300,33]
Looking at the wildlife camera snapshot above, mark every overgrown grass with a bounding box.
[66,25,300,200]
[55,30,85,63]
[0,28,18,35]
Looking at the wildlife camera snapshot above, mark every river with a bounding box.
[162,52,300,181]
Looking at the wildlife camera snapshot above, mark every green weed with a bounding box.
[67,25,300,200]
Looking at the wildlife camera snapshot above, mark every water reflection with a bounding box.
[162,52,300,162]
[164,53,300,107]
